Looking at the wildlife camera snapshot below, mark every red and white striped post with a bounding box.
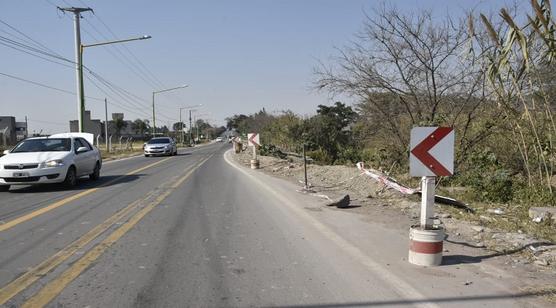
[408,127,454,266]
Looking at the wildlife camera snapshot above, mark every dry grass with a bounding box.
[97,141,145,161]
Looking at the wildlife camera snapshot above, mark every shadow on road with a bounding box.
[260,289,555,307]
[442,237,554,265]
[4,174,145,193]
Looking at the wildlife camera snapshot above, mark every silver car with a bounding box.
[143,137,177,157]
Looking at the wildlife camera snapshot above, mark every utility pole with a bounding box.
[152,91,156,136]
[24,116,28,138]
[179,109,183,144]
[104,98,109,152]
[189,110,193,145]
[59,7,92,133]
[195,115,198,142]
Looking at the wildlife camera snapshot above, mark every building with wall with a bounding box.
[69,110,102,141]
[0,116,17,146]
[15,121,27,141]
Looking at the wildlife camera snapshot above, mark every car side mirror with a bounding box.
[2,149,10,155]
[76,146,88,154]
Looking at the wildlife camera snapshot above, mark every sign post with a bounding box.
[408,127,454,266]
[247,133,260,169]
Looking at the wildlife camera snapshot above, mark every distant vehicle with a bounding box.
[144,137,177,157]
[0,133,102,191]
[215,137,223,142]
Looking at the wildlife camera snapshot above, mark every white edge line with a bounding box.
[223,149,438,308]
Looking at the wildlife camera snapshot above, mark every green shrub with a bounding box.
[259,144,288,159]
[336,147,362,165]
[456,149,514,203]
[307,149,333,165]
[511,183,556,206]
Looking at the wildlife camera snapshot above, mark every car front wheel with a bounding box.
[89,162,100,180]
[0,185,10,192]
[63,167,77,188]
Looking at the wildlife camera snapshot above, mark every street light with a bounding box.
[179,104,202,145]
[77,35,151,132]
[152,84,188,136]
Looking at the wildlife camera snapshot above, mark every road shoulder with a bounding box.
[224,149,554,307]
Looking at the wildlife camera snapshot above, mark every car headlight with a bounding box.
[44,159,65,167]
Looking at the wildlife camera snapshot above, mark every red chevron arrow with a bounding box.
[411,127,453,176]
[249,133,259,147]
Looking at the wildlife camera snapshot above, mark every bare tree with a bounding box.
[315,5,497,166]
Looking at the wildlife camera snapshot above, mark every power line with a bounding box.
[0,18,65,58]
[92,14,166,89]
[80,20,160,90]
[0,35,75,65]
[6,3,179,125]
[0,71,102,101]
[75,0,166,89]
[84,74,152,119]
[0,40,74,69]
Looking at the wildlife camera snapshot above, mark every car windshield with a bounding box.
[147,138,171,144]
[11,138,71,153]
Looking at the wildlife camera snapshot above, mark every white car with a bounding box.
[0,133,102,191]
[215,137,223,142]
[143,137,177,157]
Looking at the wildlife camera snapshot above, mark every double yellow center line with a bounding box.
[0,153,212,307]
[0,157,172,232]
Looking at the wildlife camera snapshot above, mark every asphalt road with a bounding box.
[0,142,545,307]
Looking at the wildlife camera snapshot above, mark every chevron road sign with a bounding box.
[410,127,454,177]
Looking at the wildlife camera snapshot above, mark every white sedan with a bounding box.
[0,133,102,191]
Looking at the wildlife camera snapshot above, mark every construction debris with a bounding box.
[529,207,556,222]
[326,194,351,208]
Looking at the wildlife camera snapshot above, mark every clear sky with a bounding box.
[1,0,518,134]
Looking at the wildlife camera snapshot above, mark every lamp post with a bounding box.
[179,104,201,145]
[152,85,188,136]
[77,35,151,132]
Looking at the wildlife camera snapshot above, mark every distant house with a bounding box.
[70,111,149,145]
[15,121,27,141]
[69,110,102,142]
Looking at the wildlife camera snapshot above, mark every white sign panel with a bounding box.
[247,133,260,147]
[410,127,454,177]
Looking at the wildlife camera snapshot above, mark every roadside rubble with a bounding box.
[231,149,556,281]
[530,207,556,223]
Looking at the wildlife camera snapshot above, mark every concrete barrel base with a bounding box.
[250,159,260,169]
[408,225,444,266]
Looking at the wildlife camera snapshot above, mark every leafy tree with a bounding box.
[113,117,128,137]
[226,110,274,135]
[304,102,357,163]
[226,114,248,131]
[160,125,169,135]
[172,122,185,132]
[132,119,149,136]
[261,110,304,152]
